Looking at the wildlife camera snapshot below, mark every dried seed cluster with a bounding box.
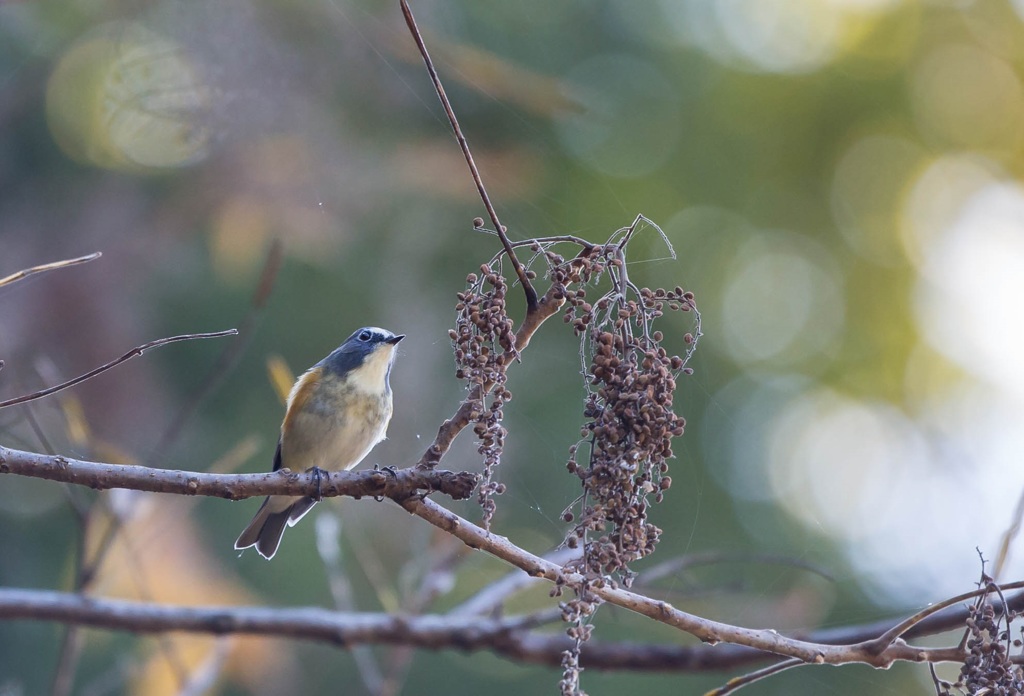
[942,595,1023,695]
[557,585,598,696]
[556,245,697,588]
[525,233,697,696]
[448,265,516,528]
[449,219,696,696]
[559,647,583,696]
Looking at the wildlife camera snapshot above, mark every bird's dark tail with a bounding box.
[234,496,315,560]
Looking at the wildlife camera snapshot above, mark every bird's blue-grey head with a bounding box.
[322,327,405,392]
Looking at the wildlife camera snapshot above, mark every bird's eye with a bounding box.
[358,330,372,342]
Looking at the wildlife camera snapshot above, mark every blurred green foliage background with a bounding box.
[3,0,1024,694]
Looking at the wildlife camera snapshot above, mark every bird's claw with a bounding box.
[308,466,328,502]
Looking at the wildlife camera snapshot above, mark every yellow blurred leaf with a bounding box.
[208,435,263,475]
[266,355,294,405]
[58,394,91,448]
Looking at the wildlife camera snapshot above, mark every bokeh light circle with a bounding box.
[46,21,211,170]
[720,232,844,367]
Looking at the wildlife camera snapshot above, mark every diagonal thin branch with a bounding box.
[0,330,238,409]
[399,0,537,311]
[399,495,1024,667]
[0,252,102,288]
[638,552,835,586]
[994,480,1024,581]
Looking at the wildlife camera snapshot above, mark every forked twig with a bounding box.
[399,0,538,311]
[864,579,1024,654]
[0,331,238,409]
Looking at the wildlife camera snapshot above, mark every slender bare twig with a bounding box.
[450,547,581,616]
[152,241,283,462]
[0,330,239,409]
[52,505,119,696]
[399,0,537,311]
[927,662,950,696]
[638,552,835,587]
[508,235,595,251]
[21,399,59,457]
[0,252,101,391]
[176,638,231,696]
[115,518,192,688]
[50,627,85,696]
[377,538,467,696]
[705,658,805,696]
[315,512,385,694]
[0,445,479,501]
[994,482,1024,581]
[78,654,141,696]
[0,252,102,288]
[346,514,402,613]
[612,214,675,261]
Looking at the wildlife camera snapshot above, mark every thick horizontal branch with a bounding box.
[0,446,478,502]
[5,444,1017,671]
[0,588,977,674]
[0,587,554,660]
[0,587,740,672]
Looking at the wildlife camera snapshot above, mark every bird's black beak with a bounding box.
[387,334,406,345]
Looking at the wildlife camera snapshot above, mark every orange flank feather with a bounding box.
[282,365,322,439]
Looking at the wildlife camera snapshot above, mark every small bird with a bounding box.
[235,326,404,559]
